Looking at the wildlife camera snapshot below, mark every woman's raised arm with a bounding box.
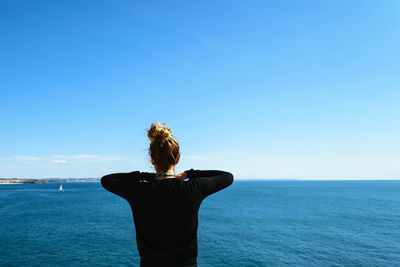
[101,171,155,199]
[185,169,234,198]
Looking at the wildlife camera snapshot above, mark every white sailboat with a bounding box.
[59,185,64,192]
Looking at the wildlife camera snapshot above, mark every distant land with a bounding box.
[0,178,100,184]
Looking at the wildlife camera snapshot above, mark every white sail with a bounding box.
[59,185,64,192]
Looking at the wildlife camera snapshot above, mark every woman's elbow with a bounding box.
[225,172,234,186]
[101,175,112,190]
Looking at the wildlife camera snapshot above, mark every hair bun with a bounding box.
[147,122,172,142]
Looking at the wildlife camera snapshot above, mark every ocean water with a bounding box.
[1,180,399,266]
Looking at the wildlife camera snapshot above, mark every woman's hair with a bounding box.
[147,122,180,173]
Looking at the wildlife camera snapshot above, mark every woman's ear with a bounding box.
[151,157,155,165]
[175,153,180,164]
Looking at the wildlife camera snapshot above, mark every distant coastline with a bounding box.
[0,178,100,184]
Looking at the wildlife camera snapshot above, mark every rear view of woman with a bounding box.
[101,122,234,267]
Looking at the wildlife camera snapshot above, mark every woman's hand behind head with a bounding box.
[175,172,187,181]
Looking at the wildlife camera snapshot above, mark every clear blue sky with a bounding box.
[1,0,399,179]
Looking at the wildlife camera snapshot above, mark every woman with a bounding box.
[101,122,234,267]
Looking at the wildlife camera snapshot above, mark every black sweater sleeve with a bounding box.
[185,169,234,198]
[101,171,156,199]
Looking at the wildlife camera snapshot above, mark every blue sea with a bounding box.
[1,180,400,266]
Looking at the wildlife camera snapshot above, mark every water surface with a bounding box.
[1,180,399,266]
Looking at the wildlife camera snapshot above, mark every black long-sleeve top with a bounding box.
[101,169,234,266]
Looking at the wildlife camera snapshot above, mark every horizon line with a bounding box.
[1,177,400,181]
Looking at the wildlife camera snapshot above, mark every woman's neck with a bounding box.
[156,166,176,178]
